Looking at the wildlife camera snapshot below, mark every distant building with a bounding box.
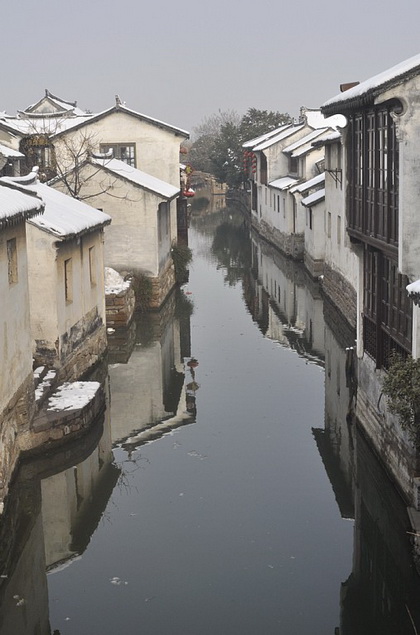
[0,91,190,307]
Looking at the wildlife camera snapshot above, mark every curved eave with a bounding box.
[0,206,44,231]
[38,218,112,245]
[322,66,420,116]
[97,163,180,201]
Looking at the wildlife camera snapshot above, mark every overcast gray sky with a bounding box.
[2,0,420,135]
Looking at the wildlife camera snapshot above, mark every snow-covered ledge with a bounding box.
[407,279,420,306]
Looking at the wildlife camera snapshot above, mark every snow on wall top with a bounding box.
[252,124,305,151]
[322,53,420,112]
[301,188,325,207]
[0,170,111,239]
[305,109,346,130]
[283,128,330,157]
[91,157,180,199]
[269,176,299,191]
[242,124,292,149]
[290,173,325,194]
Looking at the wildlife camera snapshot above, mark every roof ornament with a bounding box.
[115,95,122,108]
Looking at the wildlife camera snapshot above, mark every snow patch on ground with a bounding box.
[47,381,100,412]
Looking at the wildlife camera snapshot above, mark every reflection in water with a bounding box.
[1,204,420,633]
[0,287,197,634]
[108,288,197,449]
[0,389,114,635]
[195,206,420,634]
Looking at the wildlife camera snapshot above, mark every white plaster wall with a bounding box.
[56,234,105,337]
[265,125,313,182]
[26,225,58,348]
[26,224,106,357]
[0,223,33,412]
[304,200,325,262]
[57,110,183,188]
[54,164,175,276]
[324,139,358,292]
[0,128,20,152]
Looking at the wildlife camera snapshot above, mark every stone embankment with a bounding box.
[105,267,136,327]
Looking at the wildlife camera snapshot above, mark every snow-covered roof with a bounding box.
[91,157,180,199]
[52,104,189,139]
[269,176,298,191]
[301,188,325,207]
[0,99,189,140]
[322,53,420,114]
[0,113,94,136]
[0,144,24,158]
[304,109,346,130]
[252,124,305,151]
[312,130,342,148]
[290,173,325,194]
[0,170,111,240]
[22,93,86,118]
[242,124,292,149]
[283,128,329,155]
[0,182,44,229]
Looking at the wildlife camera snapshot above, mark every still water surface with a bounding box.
[2,207,419,634]
[48,211,353,634]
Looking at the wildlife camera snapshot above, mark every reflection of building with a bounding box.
[189,171,228,215]
[340,429,420,635]
[313,308,356,521]
[0,481,48,635]
[41,405,118,569]
[109,289,195,446]
[0,401,113,634]
[246,230,325,363]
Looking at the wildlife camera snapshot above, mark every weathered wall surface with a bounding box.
[322,263,357,331]
[251,216,304,260]
[106,286,136,327]
[356,353,419,508]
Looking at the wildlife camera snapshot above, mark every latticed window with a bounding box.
[100,143,136,167]
[348,104,399,249]
[363,246,412,367]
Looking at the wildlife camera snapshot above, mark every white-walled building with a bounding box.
[0,181,44,501]
[318,132,358,330]
[0,170,111,381]
[52,157,180,308]
[244,108,345,261]
[322,53,420,510]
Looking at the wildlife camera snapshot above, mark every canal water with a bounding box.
[1,205,420,634]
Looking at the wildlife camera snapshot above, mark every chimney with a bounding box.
[340,82,359,93]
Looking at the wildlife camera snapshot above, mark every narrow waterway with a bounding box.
[1,205,420,634]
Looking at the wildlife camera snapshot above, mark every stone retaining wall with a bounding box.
[251,216,304,260]
[356,353,419,509]
[322,263,357,331]
[149,260,177,310]
[0,374,36,502]
[106,285,136,327]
